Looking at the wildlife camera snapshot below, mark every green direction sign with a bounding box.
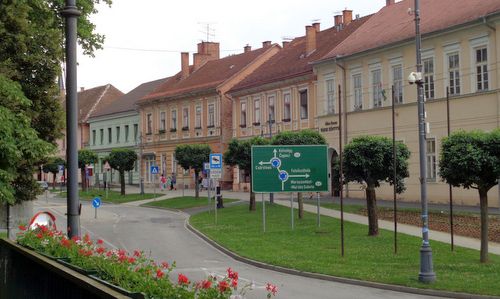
[251,145,329,193]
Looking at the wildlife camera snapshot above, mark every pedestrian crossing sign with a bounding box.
[151,166,159,174]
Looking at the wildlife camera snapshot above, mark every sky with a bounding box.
[76,0,390,94]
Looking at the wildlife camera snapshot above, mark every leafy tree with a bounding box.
[0,75,53,204]
[42,157,66,189]
[439,129,500,263]
[78,149,97,191]
[224,137,269,211]
[271,129,326,218]
[108,149,137,196]
[343,135,410,236]
[175,144,211,198]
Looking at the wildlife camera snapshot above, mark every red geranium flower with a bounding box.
[201,280,212,289]
[227,268,238,280]
[156,268,164,279]
[161,261,169,269]
[231,278,238,288]
[36,233,43,239]
[97,239,104,245]
[218,280,229,293]
[18,225,27,231]
[128,257,136,264]
[266,283,278,296]
[178,273,189,285]
[133,250,141,257]
[96,247,105,254]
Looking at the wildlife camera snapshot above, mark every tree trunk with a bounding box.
[194,172,199,199]
[120,170,125,195]
[298,192,304,219]
[81,169,86,191]
[52,172,57,189]
[366,186,379,236]
[479,188,489,263]
[249,178,256,211]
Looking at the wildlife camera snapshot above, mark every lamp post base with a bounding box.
[418,244,436,283]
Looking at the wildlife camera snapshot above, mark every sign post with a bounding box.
[92,197,101,219]
[151,166,159,199]
[210,154,223,224]
[204,162,210,211]
[104,162,111,200]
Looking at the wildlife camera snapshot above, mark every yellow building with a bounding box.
[313,0,500,206]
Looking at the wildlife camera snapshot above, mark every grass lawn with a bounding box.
[190,202,500,296]
[0,232,6,239]
[143,196,240,210]
[59,190,161,204]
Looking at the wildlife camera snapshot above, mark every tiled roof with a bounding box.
[321,0,500,60]
[91,78,168,118]
[61,84,124,122]
[229,15,371,93]
[143,46,276,101]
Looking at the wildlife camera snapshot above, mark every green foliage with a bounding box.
[0,75,53,204]
[439,129,500,191]
[43,157,65,175]
[343,135,410,192]
[271,129,326,146]
[78,149,97,169]
[174,144,211,172]
[108,149,137,172]
[224,136,269,174]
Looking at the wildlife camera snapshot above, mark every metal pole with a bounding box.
[62,1,81,239]
[94,207,97,219]
[45,190,48,204]
[139,135,144,195]
[415,0,435,283]
[290,192,294,230]
[446,87,454,251]
[153,171,156,199]
[392,85,398,255]
[214,180,217,225]
[339,84,344,257]
[208,174,211,213]
[262,193,266,232]
[316,192,320,228]
[269,112,274,204]
[182,171,185,197]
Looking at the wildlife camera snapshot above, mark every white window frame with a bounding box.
[352,72,363,111]
[195,105,202,129]
[146,113,152,134]
[474,46,488,91]
[240,101,247,127]
[182,107,189,129]
[159,111,166,131]
[207,103,215,127]
[171,109,177,130]
[116,126,120,143]
[447,52,460,95]
[283,92,291,121]
[370,67,382,108]
[299,89,308,120]
[423,57,435,100]
[391,63,403,104]
[426,137,437,182]
[253,97,261,125]
[267,95,276,123]
[325,77,335,114]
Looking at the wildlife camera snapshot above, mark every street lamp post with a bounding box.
[414,0,436,283]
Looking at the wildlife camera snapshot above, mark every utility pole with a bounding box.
[414,0,435,283]
[138,133,144,195]
[62,0,81,239]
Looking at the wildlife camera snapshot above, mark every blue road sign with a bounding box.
[58,165,64,172]
[150,166,159,174]
[92,197,101,208]
[209,153,222,169]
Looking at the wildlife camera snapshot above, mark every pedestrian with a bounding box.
[160,174,166,191]
[171,174,177,190]
[166,176,172,191]
[198,176,203,191]
[202,177,208,191]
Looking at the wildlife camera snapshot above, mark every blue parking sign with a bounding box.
[209,153,222,169]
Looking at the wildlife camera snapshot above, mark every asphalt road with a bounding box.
[34,194,441,299]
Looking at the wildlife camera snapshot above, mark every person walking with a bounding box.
[166,176,172,191]
[160,174,166,191]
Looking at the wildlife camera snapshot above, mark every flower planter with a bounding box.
[89,274,147,299]
[37,251,69,262]
[57,258,98,276]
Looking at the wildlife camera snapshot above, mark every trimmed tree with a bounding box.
[343,135,410,236]
[108,149,137,196]
[271,129,326,219]
[224,136,269,211]
[78,149,97,191]
[439,129,500,263]
[42,157,66,189]
[175,144,211,199]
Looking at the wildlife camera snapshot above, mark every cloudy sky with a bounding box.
[77,0,391,93]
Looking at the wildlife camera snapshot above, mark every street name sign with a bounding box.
[251,145,329,193]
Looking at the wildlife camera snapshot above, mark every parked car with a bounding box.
[37,181,49,191]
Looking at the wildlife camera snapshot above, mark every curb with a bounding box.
[185,221,500,299]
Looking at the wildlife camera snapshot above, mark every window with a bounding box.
[475,47,488,91]
[171,109,177,130]
[448,52,460,95]
[99,129,104,145]
[372,69,382,107]
[208,104,215,127]
[195,106,202,128]
[426,138,437,181]
[116,126,120,142]
[133,124,138,142]
[353,74,362,110]
[392,65,403,104]
[268,96,275,123]
[159,111,166,131]
[125,125,129,142]
[254,98,260,125]
[172,153,177,175]
[423,58,434,100]
[283,93,291,121]
[182,107,189,129]
[326,79,335,114]
[240,102,247,127]
[92,130,96,145]
[299,90,308,119]
[108,128,112,144]
[146,113,152,134]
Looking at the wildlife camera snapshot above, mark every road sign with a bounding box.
[92,197,101,208]
[209,153,222,169]
[203,162,210,171]
[251,145,329,193]
[150,166,159,174]
[58,165,64,172]
[210,168,222,179]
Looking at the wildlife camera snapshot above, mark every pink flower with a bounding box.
[178,273,189,285]
[218,280,229,293]
[97,239,104,245]
[96,247,105,254]
[201,280,212,289]
[128,257,136,264]
[227,268,238,280]
[118,249,126,256]
[161,261,169,269]
[18,225,27,231]
[133,250,142,257]
[266,283,278,296]
[231,278,238,288]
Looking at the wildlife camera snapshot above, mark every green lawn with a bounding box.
[143,196,239,210]
[59,190,161,204]
[0,232,6,239]
[190,203,500,296]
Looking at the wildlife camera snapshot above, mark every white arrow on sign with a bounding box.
[288,174,310,178]
[258,161,271,165]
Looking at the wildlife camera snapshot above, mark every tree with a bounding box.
[343,135,410,236]
[439,129,500,263]
[271,129,327,218]
[42,157,66,189]
[175,144,211,199]
[224,136,269,211]
[108,149,137,196]
[78,149,97,191]
[0,75,53,204]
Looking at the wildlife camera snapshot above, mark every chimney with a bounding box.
[282,41,290,48]
[312,22,320,32]
[193,42,220,71]
[343,10,353,25]
[181,52,189,79]
[334,15,343,28]
[244,44,252,53]
[262,41,272,48]
[386,0,395,5]
[305,25,317,54]
[80,87,85,92]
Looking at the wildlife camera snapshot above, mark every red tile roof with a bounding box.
[321,0,500,60]
[142,46,277,102]
[229,16,371,93]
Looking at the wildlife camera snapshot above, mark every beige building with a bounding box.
[313,0,500,206]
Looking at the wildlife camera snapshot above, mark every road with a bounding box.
[34,193,441,299]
